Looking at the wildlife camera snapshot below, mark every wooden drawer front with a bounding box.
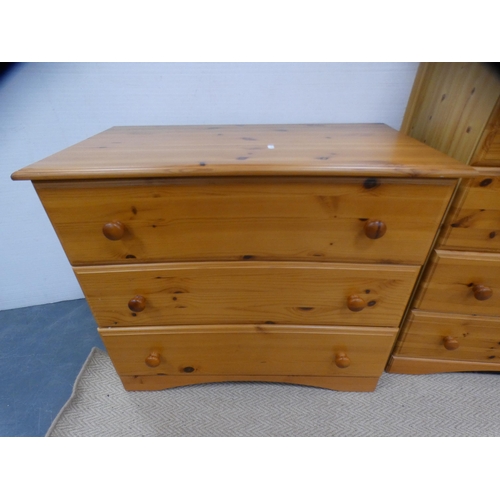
[100,325,397,378]
[399,310,500,363]
[76,261,419,328]
[441,176,500,252]
[416,250,500,316]
[35,177,455,266]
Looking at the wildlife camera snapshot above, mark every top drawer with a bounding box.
[441,175,500,253]
[34,177,455,266]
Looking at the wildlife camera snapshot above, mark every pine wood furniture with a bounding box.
[12,124,475,391]
[388,63,500,375]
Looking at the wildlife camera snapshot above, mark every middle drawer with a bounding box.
[414,249,500,316]
[75,261,419,328]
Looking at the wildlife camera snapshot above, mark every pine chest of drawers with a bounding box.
[388,63,500,374]
[388,173,500,374]
[12,124,475,391]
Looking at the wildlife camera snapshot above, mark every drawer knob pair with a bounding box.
[130,294,371,315]
[103,221,125,240]
[145,352,350,369]
[103,220,387,241]
[472,284,493,301]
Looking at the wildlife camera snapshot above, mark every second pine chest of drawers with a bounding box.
[388,63,500,374]
[12,124,475,391]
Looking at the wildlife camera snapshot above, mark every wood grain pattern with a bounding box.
[414,250,500,316]
[11,124,475,180]
[401,63,500,165]
[99,324,396,378]
[440,173,500,252]
[397,310,500,363]
[387,355,500,375]
[76,261,419,328]
[34,177,456,266]
[400,63,429,135]
[471,98,500,166]
[120,374,380,392]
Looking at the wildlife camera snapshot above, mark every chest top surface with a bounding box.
[11,124,475,181]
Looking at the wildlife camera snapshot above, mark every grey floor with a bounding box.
[0,299,104,436]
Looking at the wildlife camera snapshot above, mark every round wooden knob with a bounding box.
[335,352,350,368]
[347,295,366,312]
[128,295,146,312]
[102,221,125,240]
[472,284,493,301]
[364,220,387,239]
[145,352,161,368]
[443,336,459,351]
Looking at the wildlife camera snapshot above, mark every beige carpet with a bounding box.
[46,347,500,437]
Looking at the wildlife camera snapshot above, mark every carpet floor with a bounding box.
[0,299,104,436]
[47,347,500,437]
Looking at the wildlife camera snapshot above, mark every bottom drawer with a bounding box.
[100,324,397,378]
[399,310,500,364]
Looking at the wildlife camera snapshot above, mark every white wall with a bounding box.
[0,62,419,310]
